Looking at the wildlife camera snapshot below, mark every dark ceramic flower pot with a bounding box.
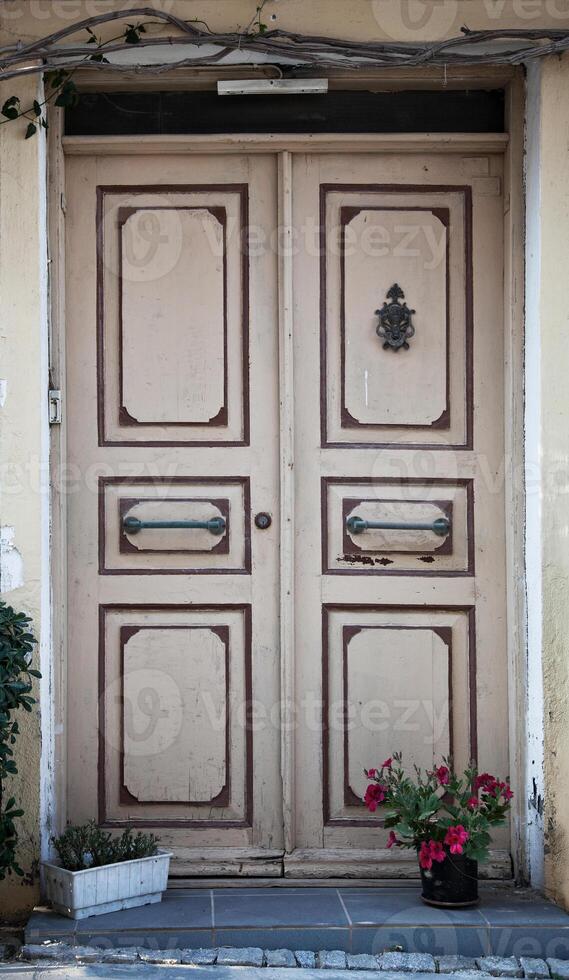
[419,850,479,908]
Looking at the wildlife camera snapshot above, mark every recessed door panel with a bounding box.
[323,606,472,830]
[121,207,226,426]
[343,208,448,428]
[321,185,470,448]
[322,478,473,575]
[100,605,250,826]
[100,477,251,574]
[98,185,248,446]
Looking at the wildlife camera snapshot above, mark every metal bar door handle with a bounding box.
[346,515,450,537]
[123,516,226,536]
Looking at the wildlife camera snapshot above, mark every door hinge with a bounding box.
[48,389,62,424]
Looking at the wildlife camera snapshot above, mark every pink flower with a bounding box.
[435,765,450,786]
[419,839,446,869]
[444,825,469,855]
[364,783,386,812]
[429,840,446,863]
[473,772,498,796]
[386,830,398,849]
[419,841,433,870]
[470,776,512,804]
[467,796,479,809]
[366,768,377,779]
[492,780,514,802]
[381,757,393,770]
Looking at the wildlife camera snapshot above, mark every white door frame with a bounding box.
[46,71,528,881]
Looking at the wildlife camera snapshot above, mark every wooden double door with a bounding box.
[66,147,509,877]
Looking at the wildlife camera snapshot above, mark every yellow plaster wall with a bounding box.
[534,52,569,910]
[0,75,47,919]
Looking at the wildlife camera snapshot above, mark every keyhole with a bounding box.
[255,512,272,530]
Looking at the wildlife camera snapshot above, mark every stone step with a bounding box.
[25,885,569,959]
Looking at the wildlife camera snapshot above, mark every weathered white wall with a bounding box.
[524,60,545,892]
[528,51,569,911]
[0,74,49,918]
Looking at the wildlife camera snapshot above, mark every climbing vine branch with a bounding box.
[0,18,151,136]
[1,5,569,136]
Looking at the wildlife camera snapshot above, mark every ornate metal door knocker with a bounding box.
[375,283,415,351]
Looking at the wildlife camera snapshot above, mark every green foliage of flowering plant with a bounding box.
[0,600,40,879]
[52,821,160,872]
[364,753,513,869]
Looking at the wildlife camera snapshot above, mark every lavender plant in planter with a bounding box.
[42,822,172,919]
[364,754,513,908]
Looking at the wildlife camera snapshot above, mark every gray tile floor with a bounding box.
[25,885,569,958]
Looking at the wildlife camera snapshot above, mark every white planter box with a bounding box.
[42,850,173,920]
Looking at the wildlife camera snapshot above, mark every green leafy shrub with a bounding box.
[0,600,40,879]
[52,821,159,872]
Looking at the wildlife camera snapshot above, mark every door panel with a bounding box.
[98,184,249,445]
[100,477,250,575]
[291,152,508,874]
[322,478,473,575]
[66,154,282,873]
[323,607,472,828]
[321,185,470,448]
[99,606,251,825]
